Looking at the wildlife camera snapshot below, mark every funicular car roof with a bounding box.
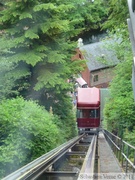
[77,87,100,108]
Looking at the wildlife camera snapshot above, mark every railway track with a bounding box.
[2,134,97,180]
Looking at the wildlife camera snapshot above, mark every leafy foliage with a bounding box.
[0,0,108,99]
[102,0,129,31]
[50,92,78,139]
[0,97,65,178]
[0,1,86,150]
[100,0,135,142]
[102,9,135,139]
[124,129,135,147]
[103,33,135,136]
[0,0,107,147]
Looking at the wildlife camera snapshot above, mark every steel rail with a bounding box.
[77,135,97,180]
[2,134,85,180]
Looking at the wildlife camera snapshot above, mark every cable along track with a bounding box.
[2,134,97,180]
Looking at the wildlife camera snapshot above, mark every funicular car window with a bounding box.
[77,109,83,118]
[89,109,99,118]
[77,109,89,118]
[82,109,89,118]
[77,109,99,118]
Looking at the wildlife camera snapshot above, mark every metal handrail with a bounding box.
[77,135,97,180]
[103,129,135,173]
[2,134,85,180]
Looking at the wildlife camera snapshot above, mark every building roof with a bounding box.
[77,87,100,108]
[80,40,119,71]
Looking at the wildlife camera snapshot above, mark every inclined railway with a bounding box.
[3,130,135,180]
[2,134,97,180]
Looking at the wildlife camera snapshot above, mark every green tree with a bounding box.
[0,0,85,140]
[0,97,65,178]
[103,35,135,132]
[0,0,108,99]
[102,24,135,138]
[101,0,135,139]
[0,0,79,97]
[102,0,129,31]
[0,0,108,141]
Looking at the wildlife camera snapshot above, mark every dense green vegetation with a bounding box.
[0,0,107,101]
[102,0,135,141]
[0,97,65,177]
[0,0,108,178]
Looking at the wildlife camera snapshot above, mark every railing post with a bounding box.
[133,151,135,173]
[118,138,122,162]
[126,146,129,173]
[116,136,119,158]
[110,132,113,151]
[121,141,124,168]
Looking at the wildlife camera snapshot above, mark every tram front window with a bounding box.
[77,109,89,118]
[77,109,99,118]
[89,109,99,118]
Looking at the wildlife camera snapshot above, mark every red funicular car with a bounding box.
[77,87,100,134]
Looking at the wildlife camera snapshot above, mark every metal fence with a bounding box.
[103,129,135,174]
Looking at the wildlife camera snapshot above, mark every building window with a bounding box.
[93,75,98,82]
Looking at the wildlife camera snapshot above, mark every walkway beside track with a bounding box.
[98,132,123,174]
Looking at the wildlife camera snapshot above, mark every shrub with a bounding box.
[0,97,64,178]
